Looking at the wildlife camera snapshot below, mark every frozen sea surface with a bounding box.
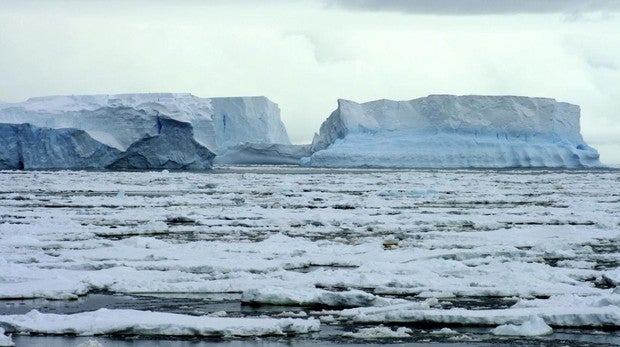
[0,166,618,346]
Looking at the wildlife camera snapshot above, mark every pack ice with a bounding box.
[0,93,291,169]
[303,95,603,168]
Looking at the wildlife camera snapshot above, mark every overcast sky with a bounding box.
[1,0,619,163]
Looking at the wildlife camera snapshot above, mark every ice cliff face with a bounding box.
[107,118,215,170]
[0,93,290,170]
[304,95,602,168]
[0,123,120,170]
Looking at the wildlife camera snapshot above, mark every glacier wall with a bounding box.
[304,95,602,168]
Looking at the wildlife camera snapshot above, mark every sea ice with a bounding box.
[337,304,619,327]
[0,328,14,347]
[0,309,320,337]
[242,287,400,307]
[491,316,553,336]
[0,169,618,340]
[343,325,412,338]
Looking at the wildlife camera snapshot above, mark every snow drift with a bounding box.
[303,95,603,168]
[0,93,290,169]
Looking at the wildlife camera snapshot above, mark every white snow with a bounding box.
[0,309,319,337]
[304,95,603,168]
[492,316,553,336]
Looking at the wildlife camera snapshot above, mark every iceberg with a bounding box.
[107,118,215,170]
[0,93,291,169]
[214,143,312,165]
[303,95,603,168]
[0,123,120,170]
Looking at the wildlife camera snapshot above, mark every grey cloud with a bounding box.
[325,0,620,15]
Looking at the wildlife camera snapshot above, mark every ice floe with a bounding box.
[0,328,14,347]
[343,325,412,338]
[492,316,553,336]
[0,309,319,337]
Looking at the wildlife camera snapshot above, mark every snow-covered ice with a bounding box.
[0,328,14,347]
[343,325,412,338]
[0,167,618,344]
[0,309,319,337]
[304,95,603,168]
[491,316,553,336]
[333,302,619,327]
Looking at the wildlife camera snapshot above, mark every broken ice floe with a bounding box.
[0,309,320,337]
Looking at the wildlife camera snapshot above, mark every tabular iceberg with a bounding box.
[0,93,291,170]
[303,95,603,168]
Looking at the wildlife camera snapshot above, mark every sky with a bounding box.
[1,0,619,163]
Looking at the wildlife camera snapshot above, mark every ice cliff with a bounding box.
[303,95,602,168]
[0,123,120,170]
[0,93,290,169]
[107,118,215,170]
